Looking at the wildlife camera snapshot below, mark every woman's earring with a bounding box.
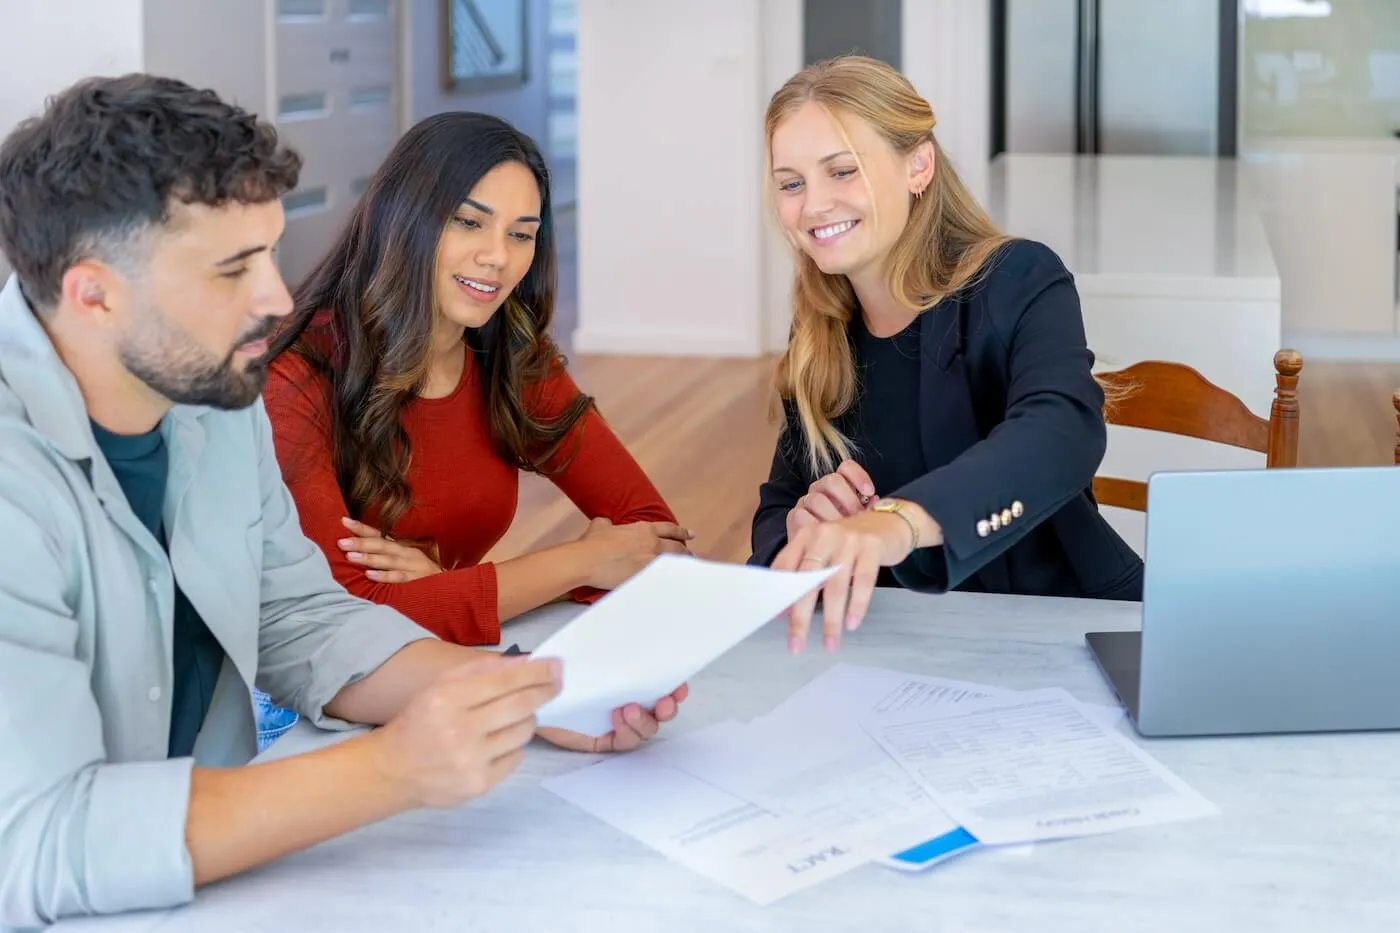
[913,188,924,200]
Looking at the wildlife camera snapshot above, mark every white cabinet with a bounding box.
[143,0,404,287]
[0,1,406,290]
[1242,138,1400,341]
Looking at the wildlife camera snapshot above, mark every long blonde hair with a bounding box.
[766,55,1013,476]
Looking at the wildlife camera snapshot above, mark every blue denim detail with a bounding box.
[252,688,298,752]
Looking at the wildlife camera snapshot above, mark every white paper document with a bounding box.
[757,662,1122,737]
[746,665,1003,868]
[542,722,864,904]
[758,663,999,731]
[654,713,957,863]
[748,666,993,844]
[744,664,1117,866]
[531,555,835,735]
[863,687,1219,845]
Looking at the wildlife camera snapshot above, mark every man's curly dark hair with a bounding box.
[0,73,302,310]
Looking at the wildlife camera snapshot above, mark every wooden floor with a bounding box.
[486,357,1400,566]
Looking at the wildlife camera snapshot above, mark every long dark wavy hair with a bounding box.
[267,111,591,533]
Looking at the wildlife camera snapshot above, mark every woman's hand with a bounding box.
[773,503,941,652]
[786,460,876,539]
[338,517,443,583]
[574,517,694,590]
[536,683,690,753]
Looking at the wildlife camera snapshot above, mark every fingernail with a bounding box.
[687,529,697,539]
[337,538,354,548]
[347,551,363,560]
[365,570,380,580]
[546,659,563,682]
[788,635,802,654]
[823,634,837,651]
[341,517,355,527]
[846,614,860,631]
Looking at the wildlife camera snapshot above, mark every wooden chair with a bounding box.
[1091,349,1303,511]
[1393,390,1400,464]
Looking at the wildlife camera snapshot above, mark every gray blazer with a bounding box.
[0,275,433,930]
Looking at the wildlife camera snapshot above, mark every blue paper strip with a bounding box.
[889,826,980,865]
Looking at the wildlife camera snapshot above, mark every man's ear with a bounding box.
[59,259,121,322]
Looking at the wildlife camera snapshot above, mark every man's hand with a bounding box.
[187,650,561,889]
[537,683,690,753]
[367,654,562,808]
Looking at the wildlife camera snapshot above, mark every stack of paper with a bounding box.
[543,663,1219,905]
[530,558,1216,904]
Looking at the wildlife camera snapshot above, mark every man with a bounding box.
[0,74,687,930]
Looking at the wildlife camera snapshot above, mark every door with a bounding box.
[1097,0,1220,155]
[1002,0,1078,153]
[996,0,1235,157]
[272,0,402,289]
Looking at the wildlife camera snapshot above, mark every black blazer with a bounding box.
[749,238,1144,602]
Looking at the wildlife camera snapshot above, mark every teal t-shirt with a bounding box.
[90,421,225,758]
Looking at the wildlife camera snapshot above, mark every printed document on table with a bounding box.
[531,555,836,736]
[542,721,863,905]
[756,663,1001,736]
[657,707,959,861]
[862,687,1220,845]
[723,665,1004,863]
[733,665,1115,862]
[757,663,1123,737]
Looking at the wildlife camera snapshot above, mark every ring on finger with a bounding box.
[800,555,829,567]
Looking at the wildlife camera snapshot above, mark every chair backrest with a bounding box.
[1393,390,1400,465]
[1091,349,1303,512]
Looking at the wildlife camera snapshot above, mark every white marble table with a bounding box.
[56,590,1400,932]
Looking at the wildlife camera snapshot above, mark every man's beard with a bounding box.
[118,305,273,411]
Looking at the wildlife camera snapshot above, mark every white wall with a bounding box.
[573,0,783,356]
[902,0,992,204]
[142,0,267,116]
[0,0,146,278]
[0,0,145,134]
[574,0,993,358]
[761,0,804,353]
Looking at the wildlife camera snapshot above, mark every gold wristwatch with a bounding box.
[872,498,919,549]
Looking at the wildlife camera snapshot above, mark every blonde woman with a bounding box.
[751,55,1142,652]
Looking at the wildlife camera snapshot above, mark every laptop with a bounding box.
[1086,465,1400,737]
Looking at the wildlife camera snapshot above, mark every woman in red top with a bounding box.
[263,112,691,646]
